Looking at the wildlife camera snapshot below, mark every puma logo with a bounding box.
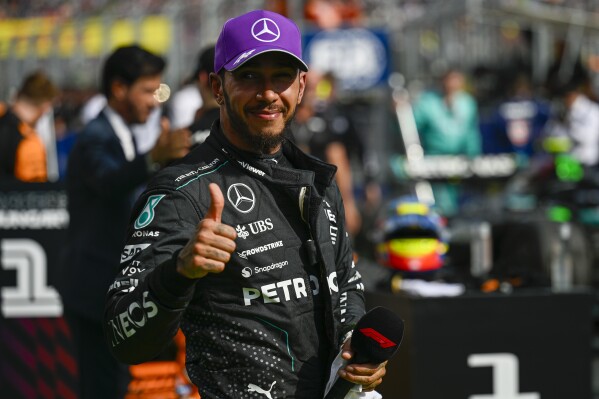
[247,380,276,398]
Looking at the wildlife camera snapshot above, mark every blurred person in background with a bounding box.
[0,70,60,182]
[80,91,163,156]
[544,65,599,168]
[410,67,482,216]
[411,67,481,157]
[58,44,191,399]
[187,44,220,148]
[480,70,551,163]
[304,0,363,29]
[166,48,205,130]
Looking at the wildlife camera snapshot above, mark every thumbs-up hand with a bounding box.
[177,183,237,279]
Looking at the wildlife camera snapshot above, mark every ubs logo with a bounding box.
[251,18,280,43]
[227,183,255,214]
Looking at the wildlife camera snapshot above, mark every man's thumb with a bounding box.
[205,183,225,222]
[160,116,170,136]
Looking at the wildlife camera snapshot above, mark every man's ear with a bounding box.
[210,72,223,104]
[199,71,209,87]
[297,71,307,105]
[111,80,127,101]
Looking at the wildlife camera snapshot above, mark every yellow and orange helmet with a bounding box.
[376,196,448,274]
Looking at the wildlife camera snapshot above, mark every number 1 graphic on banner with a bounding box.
[468,353,540,399]
[1,239,63,317]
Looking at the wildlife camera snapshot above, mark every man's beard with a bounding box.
[223,91,295,154]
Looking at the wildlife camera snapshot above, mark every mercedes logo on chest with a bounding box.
[227,183,256,213]
[251,18,280,42]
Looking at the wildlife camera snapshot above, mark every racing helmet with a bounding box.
[376,196,448,274]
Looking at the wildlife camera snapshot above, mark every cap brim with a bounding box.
[223,47,308,72]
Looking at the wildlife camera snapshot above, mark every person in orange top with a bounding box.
[0,70,59,182]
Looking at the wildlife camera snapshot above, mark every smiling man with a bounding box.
[105,10,387,398]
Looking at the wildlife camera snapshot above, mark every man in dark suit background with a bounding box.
[59,44,190,399]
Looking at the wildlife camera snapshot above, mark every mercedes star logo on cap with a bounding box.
[251,18,280,42]
[227,183,256,213]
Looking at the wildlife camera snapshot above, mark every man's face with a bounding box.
[213,52,306,154]
[121,74,161,124]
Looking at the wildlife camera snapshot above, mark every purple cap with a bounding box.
[214,10,308,73]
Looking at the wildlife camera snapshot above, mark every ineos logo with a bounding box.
[227,183,255,214]
[251,18,280,42]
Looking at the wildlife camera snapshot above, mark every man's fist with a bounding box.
[149,117,191,166]
[177,183,237,279]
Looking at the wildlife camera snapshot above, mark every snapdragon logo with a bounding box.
[241,261,288,278]
[241,267,253,278]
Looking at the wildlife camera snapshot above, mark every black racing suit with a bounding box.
[104,122,365,398]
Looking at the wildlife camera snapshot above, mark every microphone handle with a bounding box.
[324,377,355,399]
[323,352,371,399]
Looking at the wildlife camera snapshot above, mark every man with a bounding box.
[60,45,190,399]
[187,44,220,148]
[105,10,387,398]
[412,67,481,157]
[545,67,599,167]
[410,68,482,216]
[0,70,59,182]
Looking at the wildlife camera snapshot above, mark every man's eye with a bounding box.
[276,73,294,81]
[242,72,257,80]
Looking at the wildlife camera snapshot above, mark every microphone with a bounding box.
[324,306,404,399]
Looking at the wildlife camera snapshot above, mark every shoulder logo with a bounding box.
[227,183,255,214]
[251,18,280,42]
[135,195,165,229]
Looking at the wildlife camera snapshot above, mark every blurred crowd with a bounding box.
[4,1,599,237]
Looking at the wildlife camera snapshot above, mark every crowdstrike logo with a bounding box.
[238,240,283,259]
[227,183,255,214]
[251,18,280,42]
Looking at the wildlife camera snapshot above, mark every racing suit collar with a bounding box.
[207,119,337,190]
